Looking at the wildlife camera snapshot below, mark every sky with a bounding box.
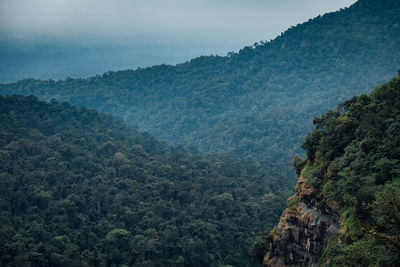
[1,0,356,46]
[0,0,357,81]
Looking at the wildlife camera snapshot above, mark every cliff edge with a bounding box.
[260,75,400,266]
[263,176,339,266]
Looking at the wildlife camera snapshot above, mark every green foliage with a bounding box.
[373,158,400,184]
[0,95,291,266]
[1,0,399,171]
[300,75,400,265]
[339,207,363,239]
[325,235,399,267]
[287,196,299,210]
[370,181,400,242]
[250,236,269,265]
[292,155,307,175]
[300,161,324,189]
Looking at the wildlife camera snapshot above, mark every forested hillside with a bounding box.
[1,0,399,167]
[260,75,400,266]
[0,95,291,266]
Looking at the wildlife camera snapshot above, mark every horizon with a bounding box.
[1,0,356,50]
[0,0,357,82]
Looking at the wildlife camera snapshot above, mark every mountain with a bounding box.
[257,74,400,266]
[0,37,229,83]
[1,0,399,168]
[0,95,291,266]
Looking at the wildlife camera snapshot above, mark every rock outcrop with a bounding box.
[263,176,340,266]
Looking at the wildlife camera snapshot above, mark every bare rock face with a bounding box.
[263,177,340,266]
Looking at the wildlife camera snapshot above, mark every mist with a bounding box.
[0,0,357,82]
[1,0,356,44]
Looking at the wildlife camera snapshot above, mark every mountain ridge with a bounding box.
[1,0,399,169]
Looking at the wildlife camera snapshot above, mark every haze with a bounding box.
[0,0,357,81]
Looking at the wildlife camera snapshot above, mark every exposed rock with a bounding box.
[263,176,340,266]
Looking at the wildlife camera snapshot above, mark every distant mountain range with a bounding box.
[0,36,231,83]
[1,0,399,170]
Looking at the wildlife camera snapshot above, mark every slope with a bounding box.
[260,74,400,266]
[0,95,290,266]
[1,0,400,166]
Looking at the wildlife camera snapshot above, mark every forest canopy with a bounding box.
[1,0,399,170]
[0,95,291,266]
[297,75,400,265]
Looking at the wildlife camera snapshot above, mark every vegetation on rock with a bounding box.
[259,74,400,266]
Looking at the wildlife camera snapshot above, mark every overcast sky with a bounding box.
[1,0,356,45]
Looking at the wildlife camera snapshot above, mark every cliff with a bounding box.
[263,176,339,266]
[260,75,400,266]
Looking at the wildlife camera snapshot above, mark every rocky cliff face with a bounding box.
[263,176,340,266]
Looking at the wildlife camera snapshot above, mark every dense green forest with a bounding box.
[1,0,400,266]
[0,95,292,266]
[1,0,399,168]
[263,74,400,265]
[306,74,400,265]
